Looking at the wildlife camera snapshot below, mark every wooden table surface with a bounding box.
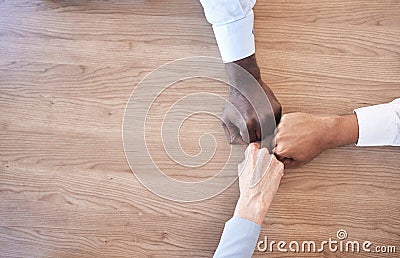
[0,0,399,257]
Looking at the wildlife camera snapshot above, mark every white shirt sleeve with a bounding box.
[354,98,400,146]
[199,0,256,63]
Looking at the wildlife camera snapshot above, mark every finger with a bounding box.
[221,121,247,145]
[244,142,260,159]
[252,142,261,149]
[249,148,272,187]
[273,140,285,160]
[270,134,277,150]
[259,114,276,139]
[274,105,282,125]
[276,115,287,132]
[274,153,286,162]
[271,154,285,173]
[270,124,278,147]
[282,158,303,169]
[249,129,257,143]
[245,119,258,143]
[261,133,275,153]
[238,143,258,182]
[259,148,281,170]
[279,113,288,123]
[283,158,294,168]
[254,153,284,189]
[256,121,262,141]
[268,154,285,180]
[237,161,245,177]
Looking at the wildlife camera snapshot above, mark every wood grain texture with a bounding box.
[0,0,399,257]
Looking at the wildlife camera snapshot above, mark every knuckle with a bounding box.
[248,142,258,151]
[274,133,283,142]
[274,144,284,154]
[249,142,257,147]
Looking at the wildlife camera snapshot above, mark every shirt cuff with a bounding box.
[354,102,399,146]
[213,216,261,258]
[227,216,261,235]
[212,10,255,63]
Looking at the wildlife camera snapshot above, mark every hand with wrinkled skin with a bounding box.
[222,55,282,145]
[274,113,359,168]
[234,142,284,225]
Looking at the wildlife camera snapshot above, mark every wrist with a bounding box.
[233,196,269,226]
[234,54,261,81]
[325,114,359,148]
[226,54,262,84]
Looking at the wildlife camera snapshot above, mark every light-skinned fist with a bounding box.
[234,142,284,225]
